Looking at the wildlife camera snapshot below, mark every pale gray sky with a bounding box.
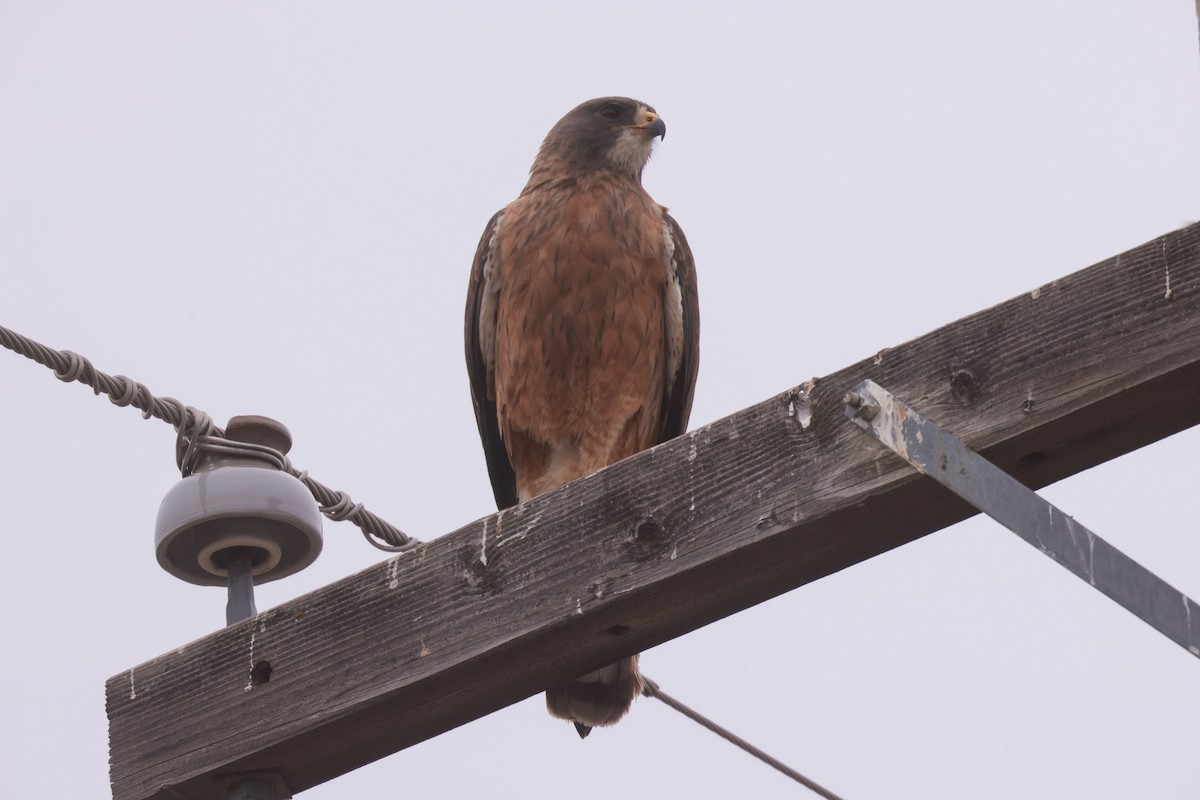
[2,2,1198,798]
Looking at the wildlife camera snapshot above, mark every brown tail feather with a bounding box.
[546,654,642,736]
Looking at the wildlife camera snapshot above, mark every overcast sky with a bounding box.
[2,2,1199,798]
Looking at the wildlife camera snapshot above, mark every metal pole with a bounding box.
[222,554,286,799]
[225,551,258,626]
[227,779,277,800]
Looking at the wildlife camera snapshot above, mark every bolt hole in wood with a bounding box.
[625,518,671,561]
[606,624,630,636]
[250,661,272,686]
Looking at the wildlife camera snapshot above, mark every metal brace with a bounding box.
[844,379,1199,660]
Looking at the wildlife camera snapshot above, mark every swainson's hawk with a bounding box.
[465,96,699,737]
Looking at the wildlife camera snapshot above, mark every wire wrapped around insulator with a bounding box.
[0,322,421,551]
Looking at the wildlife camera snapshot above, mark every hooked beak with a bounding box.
[645,116,667,140]
[635,110,667,141]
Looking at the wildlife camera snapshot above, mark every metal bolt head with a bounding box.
[843,391,879,421]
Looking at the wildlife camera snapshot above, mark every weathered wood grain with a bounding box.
[108,223,1200,799]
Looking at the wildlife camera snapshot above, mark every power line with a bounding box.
[5,322,848,795]
[0,323,418,552]
[642,676,846,800]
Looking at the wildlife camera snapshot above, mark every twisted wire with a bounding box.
[0,323,418,551]
[642,676,846,800]
[8,323,851,783]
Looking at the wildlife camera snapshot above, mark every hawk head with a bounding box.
[531,97,667,182]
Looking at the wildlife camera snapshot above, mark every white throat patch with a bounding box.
[605,106,656,176]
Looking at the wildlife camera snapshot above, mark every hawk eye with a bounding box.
[599,103,624,121]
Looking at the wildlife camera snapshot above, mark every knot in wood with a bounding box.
[950,369,982,404]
